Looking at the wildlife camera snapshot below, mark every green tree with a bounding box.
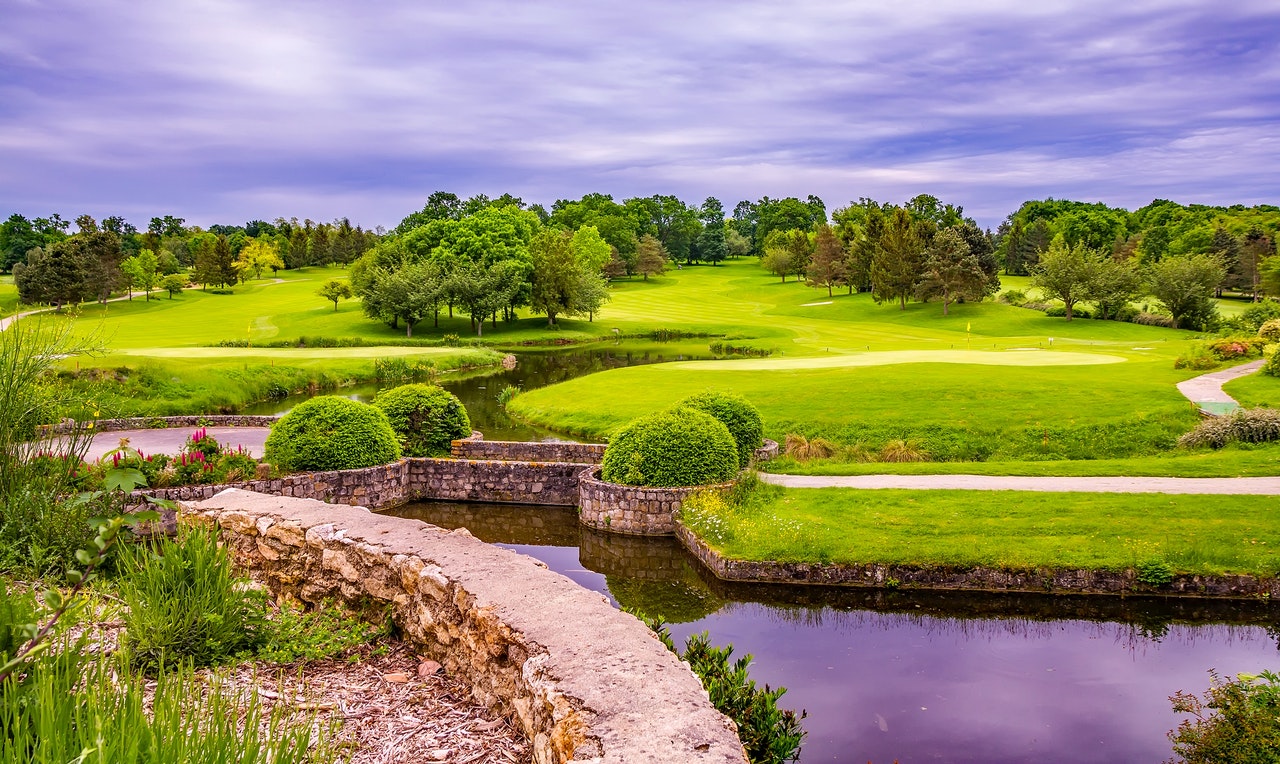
[160,273,187,298]
[697,197,727,266]
[234,239,284,281]
[0,214,42,273]
[120,248,160,301]
[1084,257,1142,320]
[317,279,353,311]
[724,228,751,260]
[870,208,924,309]
[1031,234,1096,321]
[529,230,578,327]
[358,261,444,337]
[14,240,91,309]
[805,225,846,296]
[635,235,668,281]
[915,227,985,315]
[1148,253,1226,330]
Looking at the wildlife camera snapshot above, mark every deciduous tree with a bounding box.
[805,225,846,296]
[1148,254,1226,330]
[317,279,353,311]
[1031,235,1096,321]
[915,227,984,315]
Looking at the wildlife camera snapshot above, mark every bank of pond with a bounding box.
[386,501,1280,763]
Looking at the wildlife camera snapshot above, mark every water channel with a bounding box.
[250,342,1280,760]
[385,501,1280,763]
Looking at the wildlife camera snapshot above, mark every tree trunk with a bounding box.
[943,297,950,316]
[827,284,832,297]
[899,295,907,310]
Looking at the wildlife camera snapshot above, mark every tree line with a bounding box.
[0,214,379,307]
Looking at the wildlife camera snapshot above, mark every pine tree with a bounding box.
[870,208,924,309]
[915,227,984,315]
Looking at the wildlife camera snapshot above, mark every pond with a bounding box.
[241,340,713,441]
[383,501,1280,763]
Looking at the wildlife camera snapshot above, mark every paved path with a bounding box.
[83,427,271,461]
[1176,359,1265,414]
[761,473,1280,495]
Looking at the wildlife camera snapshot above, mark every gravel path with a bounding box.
[760,473,1280,495]
[1175,358,1265,412]
[83,427,271,460]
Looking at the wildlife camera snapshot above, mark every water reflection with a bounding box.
[382,500,1280,762]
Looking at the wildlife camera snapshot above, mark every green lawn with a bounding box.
[682,487,1280,577]
[764,444,1280,477]
[0,275,17,316]
[1224,369,1280,408]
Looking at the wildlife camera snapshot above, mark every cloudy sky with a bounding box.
[3,0,1279,229]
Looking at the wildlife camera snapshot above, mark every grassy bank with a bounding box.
[1223,371,1280,408]
[764,444,1280,477]
[55,348,501,417]
[681,486,1280,577]
[0,275,16,316]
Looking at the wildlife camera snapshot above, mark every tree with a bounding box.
[761,229,810,283]
[1,213,56,273]
[358,261,445,337]
[234,239,284,281]
[805,226,847,296]
[120,248,160,301]
[1148,254,1226,330]
[529,230,578,327]
[1084,258,1142,320]
[697,197,727,266]
[915,227,985,315]
[317,279,353,311]
[78,230,125,303]
[870,208,924,309]
[1031,235,1096,321]
[160,273,187,299]
[635,235,667,281]
[214,235,238,288]
[190,233,221,290]
[724,228,751,260]
[1261,256,1280,298]
[14,240,92,309]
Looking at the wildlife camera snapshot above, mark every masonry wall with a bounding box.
[406,458,592,506]
[578,468,733,536]
[451,439,606,465]
[183,490,748,764]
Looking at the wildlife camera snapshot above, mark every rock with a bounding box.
[418,659,442,677]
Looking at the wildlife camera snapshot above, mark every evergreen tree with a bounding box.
[635,235,667,281]
[805,225,847,296]
[215,235,237,287]
[915,226,984,315]
[870,208,924,309]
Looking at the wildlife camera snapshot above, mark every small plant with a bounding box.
[264,396,401,471]
[1263,350,1280,378]
[628,610,806,764]
[878,439,930,463]
[1174,344,1221,371]
[497,384,521,408]
[1136,559,1176,587]
[442,333,461,347]
[372,356,413,381]
[373,383,472,457]
[600,408,738,487]
[783,434,836,461]
[117,526,267,672]
[255,600,387,664]
[1258,318,1280,343]
[1169,670,1280,763]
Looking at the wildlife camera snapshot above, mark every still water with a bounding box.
[383,501,1280,763]
[241,340,712,441]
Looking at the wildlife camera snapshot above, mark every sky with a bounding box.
[2,0,1279,230]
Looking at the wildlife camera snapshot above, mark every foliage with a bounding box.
[373,383,472,457]
[1264,351,1280,378]
[601,407,738,487]
[915,226,987,314]
[677,391,764,467]
[121,248,161,300]
[1178,408,1280,449]
[1169,670,1280,764]
[878,438,930,462]
[1148,254,1226,330]
[1206,336,1265,361]
[784,434,837,461]
[254,600,387,664]
[1258,317,1280,342]
[159,272,187,298]
[117,526,266,672]
[709,341,775,358]
[1173,345,1220,371]
[264,395,401,471]
[316,278,353,310]
[1031,234,1096,320]
[629,611,805,764]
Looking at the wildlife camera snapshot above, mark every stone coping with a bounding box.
[578,468,734,536]
[673,522,1280,600]
[185,489,747,764]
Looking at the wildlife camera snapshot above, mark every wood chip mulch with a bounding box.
[216,640,531,764]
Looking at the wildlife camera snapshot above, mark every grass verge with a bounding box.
[680,486,1280,577]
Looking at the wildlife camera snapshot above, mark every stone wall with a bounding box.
[752,439,779,463]
[451,439,607,465]
[184,489,748,764]
[407,459,592,506]
[578,468,733,536]
[42,415,280,435]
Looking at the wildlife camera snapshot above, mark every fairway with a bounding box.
[666,349,1126,371]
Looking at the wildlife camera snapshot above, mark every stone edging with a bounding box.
[184,489,748,764]
[452,439,607,464]
[41,415,280,435]
[752,439,779,463]
[673,522,1280,599]
[579,468,734,536]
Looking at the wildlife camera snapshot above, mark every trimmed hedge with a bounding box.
[601,408,738,487]
[678,391,764,468]
[264,396,400,471]
[372,383,471,457]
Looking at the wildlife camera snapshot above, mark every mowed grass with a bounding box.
[1223,370,1280,409]
[0,275,17,315]
[682,488,1280,576]
[765,444,1280,477]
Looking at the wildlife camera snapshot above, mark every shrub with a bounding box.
[1208,337,1266,361]
[678,392,764,467]
[118,527,266,672]
[998,289,1027,306]
[1259,318,1280,342]
[878,439,930,463]
[1131,311,1177,328]
[1178,408,1280,449]
[1045,304,1092,319]
[264,396,400,471]
[783,434,836,461]
[1240,300,1280,332]
[1169,670,1280,763]
[1264,351,1280,378]
[601,408,738,487]
[373,383,471,457]
[1174,345,1220,371]
[255,600,387,664]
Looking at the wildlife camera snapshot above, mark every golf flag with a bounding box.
[966,322,971,332]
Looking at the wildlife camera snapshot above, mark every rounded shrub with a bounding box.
[677,391,764,467]
[372,383,471,457]
[1259,318,1280,343]
[264,396,400,472]
[600,407,738,488]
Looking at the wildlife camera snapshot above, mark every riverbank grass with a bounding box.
[681,487,1280,577]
